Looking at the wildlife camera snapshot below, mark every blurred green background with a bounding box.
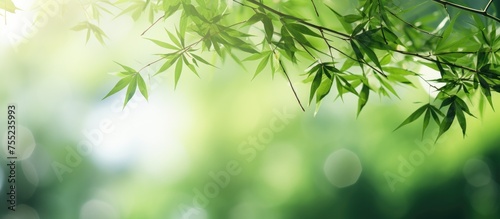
[1,0,499,218]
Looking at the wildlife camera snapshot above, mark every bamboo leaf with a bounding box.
[124,75,138,107]
[253,55,270,79]
[455,104,466,137]
[394,104,428,131]
[174,58,183,88]
[137,74,148,100]
[103,76,133,100]
[357,84,370,116]
[309,68,323,104]
[437,103,456,140]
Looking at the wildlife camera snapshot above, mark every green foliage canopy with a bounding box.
[81,0,500,139]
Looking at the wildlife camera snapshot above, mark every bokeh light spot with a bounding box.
[323,149,362,188]
[79,199,119,219]
[3,204,39,219]
[463,158,491,187]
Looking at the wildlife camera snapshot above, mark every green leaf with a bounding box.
[357,84,370,116]
[378,77,399,98]
[244,51,269,61]
[287,23,321,38]
[394,104,428,131]
[124,75,138,107]
[253,55,270,79]
[351,41,363,64]
[103,76,133,100]
[309,68,323,104]
[422,109,431,137]
[114,62,136,73]
[437,103,456,140]
[174,58,183,88]
[157,54,180,75]
[245,13,263,27]
[179,12,187,36]
[478,75,494,109]
[0,0,17,13]
[148,38,179,50]
[192,54,216,67]
[341,58,356,71]
[327,6,352,33]
[380,54,391,65]
[182,3,208,22]
[137,74,148,100]
[71,22,88,31]
[352,21,367,36]
[261,15,274,42]
[358,41,382,71]
[344,14,363,23]
[167,30,182,48]
[316,78,334,103]
[455,104,466,137]
[454,96,474,116]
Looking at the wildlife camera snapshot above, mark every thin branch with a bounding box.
[320,29,335,63]
[386,10,441,38]
[310,0,320,17]
[295,40,317,60]
[138,20,248,73]
[417,75,443,93]
[138,57,165,72]
[433,51,478,56]
[433,0,500,23]
[329,44,387,77]
[275,52,306,112]
[233,0,257,11]
[393,49,483,75]
[244,0,351,40]
[376,0,388,44]
[141,15,165,36]
[484,0,493,12]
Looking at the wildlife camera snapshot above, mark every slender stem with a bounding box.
[138,20,248,73]
[141,15,165,36]
[386,10,441,37]
[484,0,493,12]
[310,0,320,17]
[138,57,165,72]
[393,49,482,74]
[295,40,317,60]
[276,52,306,112]
[433,0,500,23]
[320,29,335,63]
[244,0,351,39]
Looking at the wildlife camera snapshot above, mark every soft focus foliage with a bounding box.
[0,0,499,219]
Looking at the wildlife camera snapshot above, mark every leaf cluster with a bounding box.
[88,0,500,138]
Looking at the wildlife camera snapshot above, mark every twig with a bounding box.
[276,53,306,112]
[320,29,335,63]
[387,10,441,37]
[310,0,320,17]
[433,0,500,23]
[138,57,165,72]
[244,0,351,40]
[141,15,165,36]
[484,0,493,12]
[138,20,248,73]
[393,49,484,75]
